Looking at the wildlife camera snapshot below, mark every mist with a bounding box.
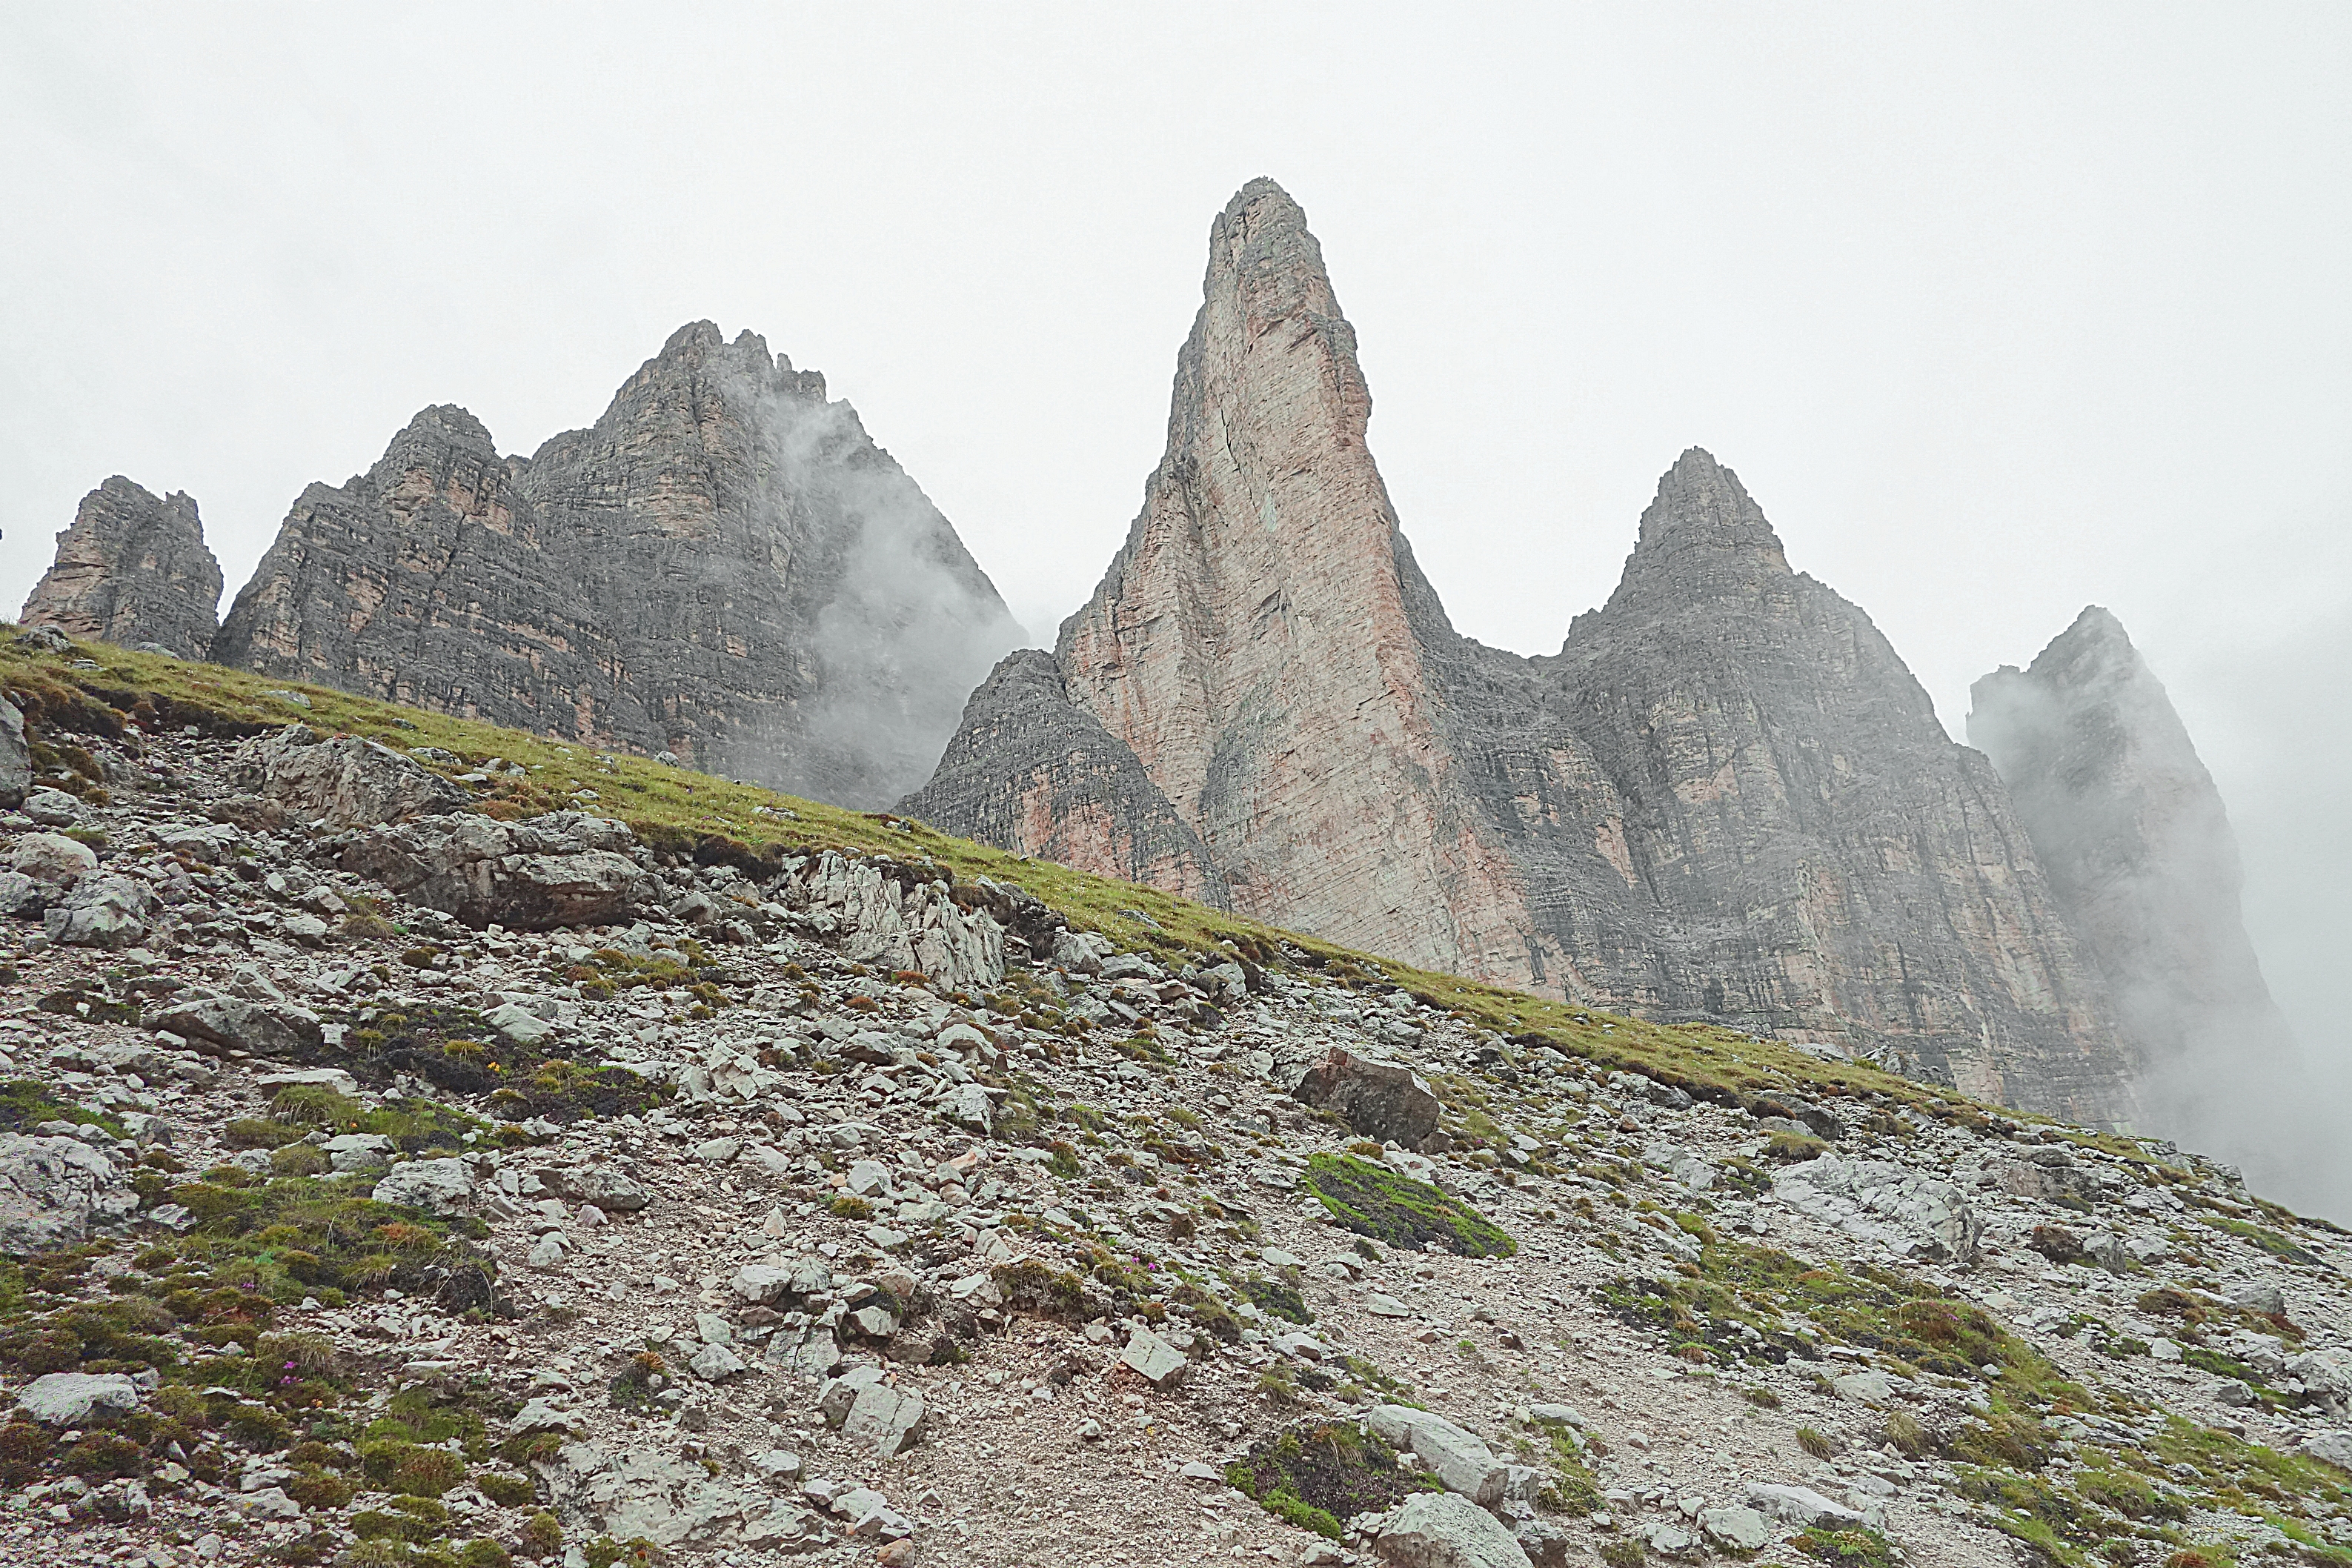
[745,378,1028,805]
[1968,610,2349,1220]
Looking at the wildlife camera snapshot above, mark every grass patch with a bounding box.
[1301,1154,1514,1258]
[1223,1421,1437,1540]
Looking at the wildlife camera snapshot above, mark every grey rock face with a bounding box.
[908,180,2137,1126]
[0,1133,139,1254]
[1771,1153,1981,1262]
[1971,608,2330,1207]
[20,476,222,658]
[213,323,1023,807]
[900,650,1228,906]
[339,811,652,931]
[233,724,465,828]
[15,1371,144,1427]
[0,696,30,808]
[784,850,1006,993]
[1291,1048,1443,1149]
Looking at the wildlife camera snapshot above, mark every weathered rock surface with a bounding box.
[19,476,222,658]
[211,324,1022,807]
[16,1370,144,1427]
[902,650,1228,905]
[1292,1048,1443,1149]
[1773,1153,1981,1262]
[1970,607,2332,1209]
[1372,1490,1534,1568]
[783,850,1006,994]
[339,811,653,930]
[233,724,465,828]
[0,696,30,808]
[908,179,2136,1125]
[0,1133,139,1254]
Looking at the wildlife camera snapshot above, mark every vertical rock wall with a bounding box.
[907,179,2139,1125]
[213,324,1023,807]
[20,477,223,658]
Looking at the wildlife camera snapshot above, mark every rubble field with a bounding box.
[1,645,2349,1568]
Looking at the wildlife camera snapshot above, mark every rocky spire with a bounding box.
[1972,608,2325,1203]
[215,322,1020,806]
[1048,178,1533,969]
[910,181,2139,1126]
[21,476,223,658]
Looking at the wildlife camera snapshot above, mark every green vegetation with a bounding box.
[0,1079,125,1137]
[1301,1154,1515,1257]
[0,625,2150,1137]
[1223,1421,1438,1540]
[1793,1526,1904,1567]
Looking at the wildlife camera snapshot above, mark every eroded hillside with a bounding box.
[1,627,2348,1568]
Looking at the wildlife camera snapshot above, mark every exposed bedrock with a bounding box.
[908,179,2138,1125]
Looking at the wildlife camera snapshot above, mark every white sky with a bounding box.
[3,4,2346,1088]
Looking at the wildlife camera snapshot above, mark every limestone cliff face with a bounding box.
[902,650,1227,906]
[21,476,223,657]
[1971,610,2319,1193]
[908,179,2137,1124]
[214,323,1021,806]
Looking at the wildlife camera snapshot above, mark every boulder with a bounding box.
[1050,930,1115,974]
[234,724,466,828]
[1367,1406,1506,1504]
[688,1341,747,1381]
[536,1163,650,1212]
[0,694,27,808]
[485,1001,556,1046]
[0,1133,139,1254]
[371,1158,476,1216]
[145,992,325,1057]
[2288,1349,2352,1417]
[46,874,159,949]
[322,1134,396,1174]
[1291,1047,1443,1149]
[840,1383,928,1457]
[0,871,53,918]
[2306,1429,2352,1472]
[342,812,652,930]
[16,1371,143,1426]
[1699,1506,1774,1550]
[1745,1482,1867,1528]
[22,788,84,827]
[1372,1491,1534,1568]
[1120,1326,1189,1389]
[13,831,97,886]
[1772,1154,1981,1261]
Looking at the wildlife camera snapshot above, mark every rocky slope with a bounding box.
[19,478,224,660]
[907,181,2135,1128]
[1,634,2350,1568]
[1970,608,2338,1216]
[205,322,1022,807]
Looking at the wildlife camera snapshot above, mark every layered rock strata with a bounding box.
[211,323,1021,806]
[19,476,223,657]
[908,179,2137,1123]
[1970,608,2324,1206]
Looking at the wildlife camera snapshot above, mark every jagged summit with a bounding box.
[910,185,2138,1126]
[20,476,223,660]
[202,320,1019,805]
[1970,607,2325,1208]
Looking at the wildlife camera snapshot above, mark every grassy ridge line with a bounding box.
[0,629,2107,1140]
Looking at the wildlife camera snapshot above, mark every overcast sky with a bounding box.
[4,4,2346,1092]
